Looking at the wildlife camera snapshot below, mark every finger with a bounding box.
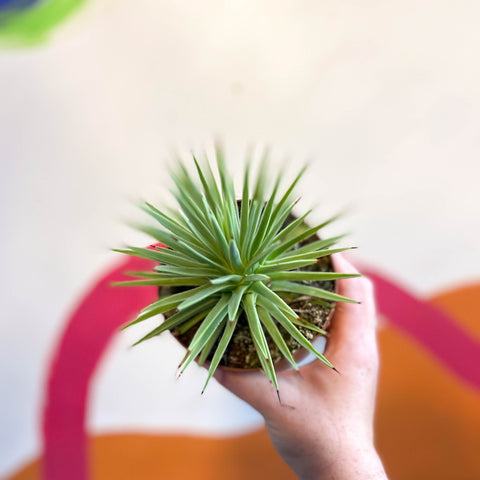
[331,252,361,300]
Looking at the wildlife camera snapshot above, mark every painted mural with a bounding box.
[2,2,479,480]
[5,256,480,479]
[0,0,87,46]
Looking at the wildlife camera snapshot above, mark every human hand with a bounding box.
[214,254,388,480]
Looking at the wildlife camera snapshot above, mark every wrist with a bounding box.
[300,444,387,480]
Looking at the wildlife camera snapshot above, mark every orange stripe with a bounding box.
[89,431,295,480]
[376,325,480,479]
[7,459,40,480]
[430,283,480,339]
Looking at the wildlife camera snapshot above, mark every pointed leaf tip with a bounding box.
[276,390,295,409]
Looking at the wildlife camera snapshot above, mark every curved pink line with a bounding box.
[41,256,157,480]
[41,260,480,480]
[363,268,480,390]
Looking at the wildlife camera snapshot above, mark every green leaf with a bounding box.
[239,163,251,251]
[210,274,243,285]
[228,284,249,320]
[122,286,197,330]
[268,207,311,244]
[250,281,299,319]
[261,164,306,242]
[140,201,216,258]
[260,258,318,272]
[112,247,164,263]
[173,190,219,248]
[154,264,221,277]
[197,320,224,366]
[255,293,327,336]
[130,299,216,345]
[243,206,311,270]
[193,155,222,216]
[112,277,207,287]
[257,307,298,371]
[148,247,216,270]
[250,330,278,390]
[243,293,279,391]
[216,145,239,240]
[140,202,192,240]
[114,245,215,274]
[259,298,334,369]
[289,316,328,336]
[133,222,218,264]
[123,271,171,278]
[243,293,269,358]
[177,284,230,311]
[243,199,263,258]
[176,239,230,272]
[201,311,240,392]
[205,206,232,261]
[265,246,354,265]
[131,317,183,346]
[278,235,346,258]
[267,217,340,259]
[252,150,269,205]
[229,239,244,270]
[242,151,271,255]
[177,307,214,334]
[243,274,270,282]
[248,169,283,253]
[179,295,230,373]
[129,224,175,249]
[270,280,359,303]
[140,283,213,313]
[269,272,360,282]
[199,154,223,216]
[271,163,305,217]
[171,161,203,202]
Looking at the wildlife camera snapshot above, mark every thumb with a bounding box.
[323,254,377,362]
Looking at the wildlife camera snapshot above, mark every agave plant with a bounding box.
[114,147,359,396]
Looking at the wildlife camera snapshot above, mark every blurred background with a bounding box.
[1,1,479,479]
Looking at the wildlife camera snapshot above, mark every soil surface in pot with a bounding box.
[161,235,336,370]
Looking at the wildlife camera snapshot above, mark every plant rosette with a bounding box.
[164,236,338,373]
[114,147,359,397]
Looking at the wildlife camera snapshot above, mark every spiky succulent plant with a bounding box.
[114,147,359,395]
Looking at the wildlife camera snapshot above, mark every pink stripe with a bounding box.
[42,256,157,480]
[41,257,480,480]
[364,268,480,390]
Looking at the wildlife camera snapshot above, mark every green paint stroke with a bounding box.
[0,0,89,47]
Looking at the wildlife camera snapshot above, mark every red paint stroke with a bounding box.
[42,256,157,480]
[364,268,480,390]
[41,258,480,480]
